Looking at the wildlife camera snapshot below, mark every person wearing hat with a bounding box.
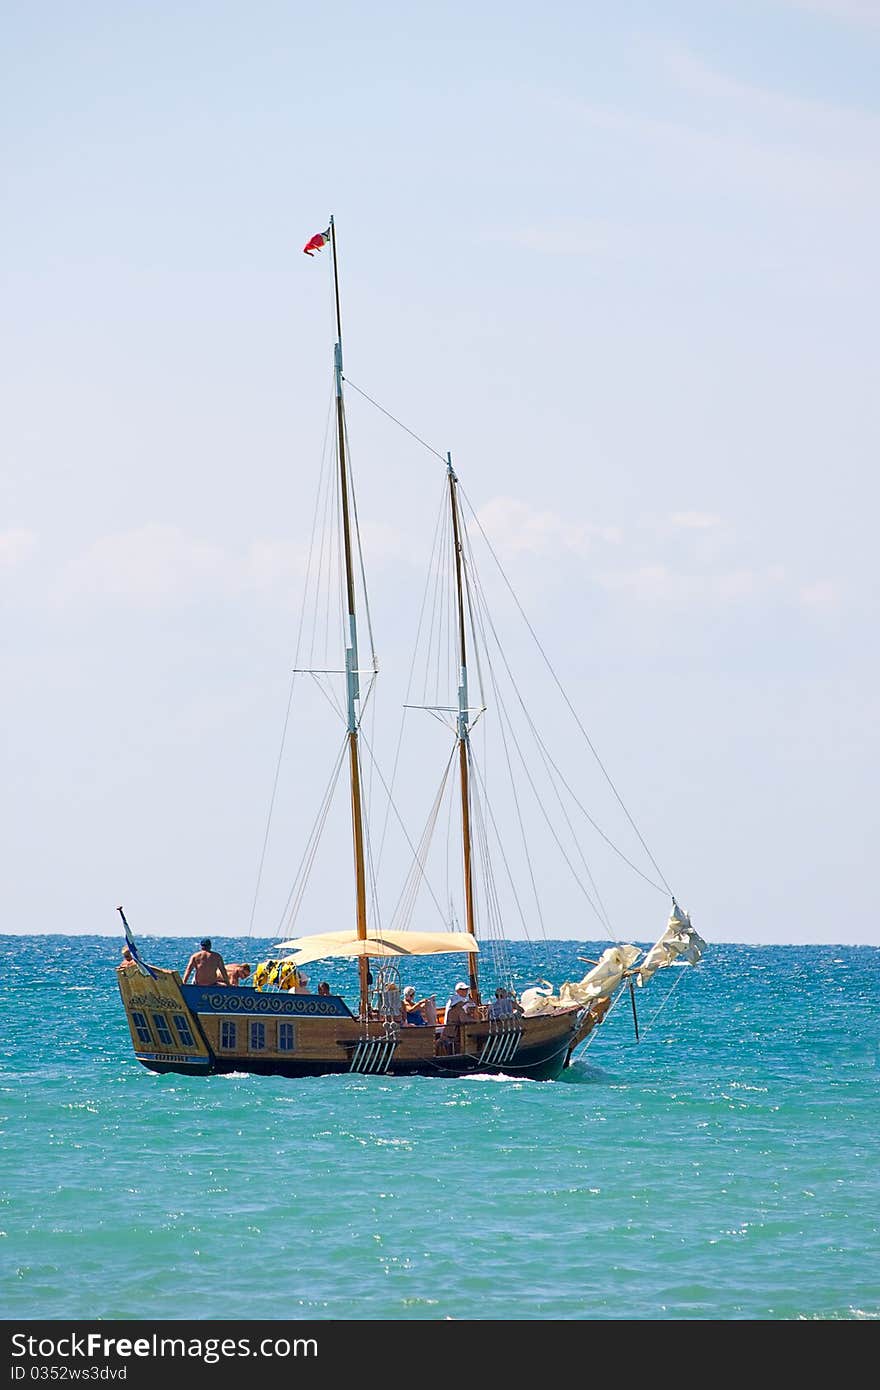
[443,981,470,1020]
[441,980,477,1050]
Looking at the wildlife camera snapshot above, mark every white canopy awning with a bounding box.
[271,930,479,969]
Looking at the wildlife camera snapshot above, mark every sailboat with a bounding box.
[116,217,706,1080]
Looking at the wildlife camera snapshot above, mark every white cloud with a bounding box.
[56,525,315,606]
[59,525,227,604]
[357,519,420,567]
[48,513,838,621]
[800,579,840,608]
[670,511,722,530]
[0,528,37,567]
[469,501,830,612]
[476,496,621,556]
[598,565,788,604]
[245,539,309,590]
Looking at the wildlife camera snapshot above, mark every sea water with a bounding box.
[1,935,878,1322]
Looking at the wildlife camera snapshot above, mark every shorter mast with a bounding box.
[447,454,480,999]
[329,217,371,1018]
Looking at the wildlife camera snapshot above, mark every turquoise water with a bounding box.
[2,935,878,1321]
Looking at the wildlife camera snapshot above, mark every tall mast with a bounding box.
[329,217,371,1017]
[447,454,479,998]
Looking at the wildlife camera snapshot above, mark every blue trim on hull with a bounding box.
[181,985,353,1018]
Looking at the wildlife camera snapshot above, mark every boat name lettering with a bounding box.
[135,1053,208,1065]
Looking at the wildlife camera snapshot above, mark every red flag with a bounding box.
[303,227,331,256]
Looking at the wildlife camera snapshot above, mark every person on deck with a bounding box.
[441,984,479,1049]
[224,963,251,986]
[441,997,466,1048]
[118,947,137,970]
[317,982,331,996]
[402,986,432,1025]
[183,939,230,986]
[488,987,521,1019]
[443,981,469,1020]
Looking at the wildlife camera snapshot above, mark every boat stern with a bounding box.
[117,966,213,1074]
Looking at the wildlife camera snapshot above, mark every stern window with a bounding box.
[249,1022,266,1051]
[152,1014,173,1046]
[220,1021,237,1050]
[278,1022,295,1052]
[131,1011,152,1046]
[173,1015,195,1048]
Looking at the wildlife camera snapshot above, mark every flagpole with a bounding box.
[326,217,371,1020]
[330,215,343,353]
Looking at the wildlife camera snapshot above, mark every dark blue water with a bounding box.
[2,936,878,1321]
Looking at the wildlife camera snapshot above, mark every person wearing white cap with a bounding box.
[444,981,470,1020]
[441,980,479,1051]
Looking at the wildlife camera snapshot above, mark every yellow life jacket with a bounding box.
[253,960,276,991]
[253,958,303,992]
[277,961,301,991]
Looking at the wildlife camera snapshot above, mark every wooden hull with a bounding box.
[117,968,609,1082]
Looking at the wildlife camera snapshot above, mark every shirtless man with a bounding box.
[183,938,230,986]
[224,962,251,986]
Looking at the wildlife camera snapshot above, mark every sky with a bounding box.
[2,1,878,946]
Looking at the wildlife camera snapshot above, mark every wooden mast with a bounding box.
[447,454,480,998]
[329,217,371,1017]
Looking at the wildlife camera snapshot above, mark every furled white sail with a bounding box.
[520,904,705,1016]
[521,945,642,1015]
[637,902,706,985]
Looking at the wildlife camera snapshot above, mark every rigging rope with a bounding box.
[634,964,691,1037]
[462,523,614,934]
[460,514,666,900]
[341,406,378,667]
[359,729,452,928]
[387,745,456,933]
[375,477,448,873]
[274,371,678,967]
[247,386,336,938]
[308,670,345,723]
[340,375,674,901]
[467,756,516,984]
[462,567,549,937]
[462,525,618,933]
[277,735,349,938]
[344,376,448,464]
[468,748,536,941]
[246,668,297,940]
[357,738,384,943]
[459,484,674,898]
